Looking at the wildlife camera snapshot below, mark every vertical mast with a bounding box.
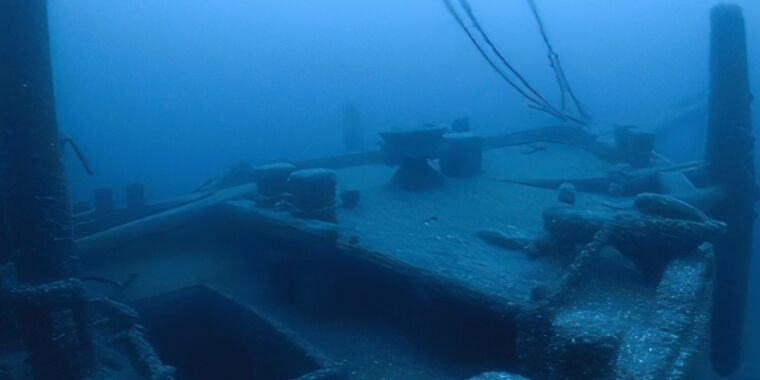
[705,4,755,376]
[1,2,91,379]
[0,1,76,283]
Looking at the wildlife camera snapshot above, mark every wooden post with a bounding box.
[0,0,77,283]
[705,4,756,376]
[0,1,91,378]
[0,177,8,264]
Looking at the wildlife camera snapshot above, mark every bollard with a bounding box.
[254,162,297,198]
[379,128,446,191]
[288,169,337,222]
[254,162,297,208]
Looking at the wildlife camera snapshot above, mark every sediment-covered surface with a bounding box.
[78,144,713,379]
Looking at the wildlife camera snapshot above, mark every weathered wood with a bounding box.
[704,4,756,375]
[489,161,702,195]
[77,184,258,258]
[602,186,724,215]
[73,190,214,238]
[615,244,714,379]
[297,150,387,170]
[476,229,533,251]
[294,126,636,172]
[482,125,617,160]
[177,126,652,199]
[657,171,696,194]
[0,1,92,378]
[220,200,519,317]
[0,0,76,283]
[633,193,710,222]
[542,198,725,280]
[297,127,601,171]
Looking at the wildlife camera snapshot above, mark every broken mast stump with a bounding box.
[705,4,756,376]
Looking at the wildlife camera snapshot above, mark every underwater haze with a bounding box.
[48,0,760,200]
[13,0,760,379]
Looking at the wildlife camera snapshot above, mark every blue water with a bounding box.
[32,0,760,378]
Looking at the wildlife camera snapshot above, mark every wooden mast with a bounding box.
[705,4,756,376]
[0,1,91,378]
[0,0,77,283]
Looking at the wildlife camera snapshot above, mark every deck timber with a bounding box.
[77,144,713,379]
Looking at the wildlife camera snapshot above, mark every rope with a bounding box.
[60,138,94,176]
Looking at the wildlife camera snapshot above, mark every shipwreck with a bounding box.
[1,1,756,380]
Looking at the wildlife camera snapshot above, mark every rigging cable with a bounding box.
[526,0,590,120]
[443,0,588,125]
[457,0,556,113]
[443,0,559,119]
